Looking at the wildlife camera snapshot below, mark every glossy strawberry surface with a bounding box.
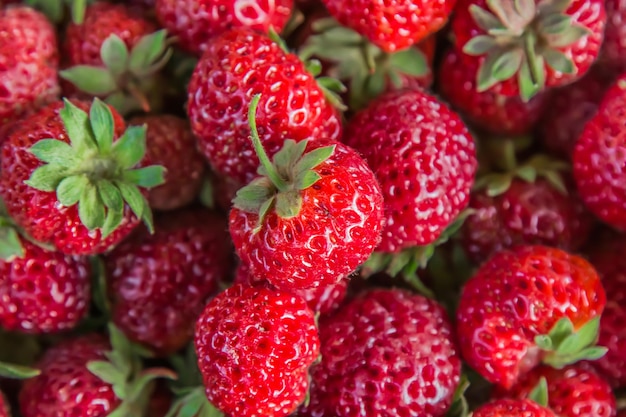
[473,399,556,417]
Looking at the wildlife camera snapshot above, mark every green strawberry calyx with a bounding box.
[299,17,430,110]
[60,30,173,116]
[25,0,90,24]
[87,324,177,417]
[232,94,336,234]
[446,374,471,417]
[463,0,590,101]
[528,376,549,407]
[0,199,56,261]
[24,98,165,238]
[0,361,40,379]
[535,316,608,368]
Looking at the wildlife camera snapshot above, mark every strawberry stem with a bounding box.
[248,95,288,192]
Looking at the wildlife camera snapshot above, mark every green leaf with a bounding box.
[108,323,133,363]
[101,35,129,79]
[543,48,575,74]
[78,184,105,230]
[295,171,322,190]
[101,207,124,239]
[111,125,147,169]
[548,25,589,48]
[0,227,25,261]
[294,145,335,175]
[129,30,168,74]
[89,99,115,153]
[71,0,88,24]
[528,377,549,407]
[273,139,308,175]
[123,166,166,188]
[140,198,155,233]
[116,182,145,220]
[87,361,124,385]
[577,346,608,361]
[97,181,124,212]
[469,5,504,31]
[59,99,98,154]
[29,139,77,165]
[233,178,274,212]
[463,35,498,55]
[274,191,302,218]
[0,361,40,379]
[389,48,428,77]
[306,59,323,77]
[486,175,512,196]
[547,317,574,346]
[515,165,537,183]
[518,58,541,102]
[534,335,553,350]
[538,13,572,34]
[25,0,64,22]
[476,52,502,92]
[492,49,524,81]
[57,175,89,207]
[60,66,118,96]
[24,164,68,192]
[571,316,601,348]
[253,196,275,234]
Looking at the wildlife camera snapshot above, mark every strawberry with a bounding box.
[451,0,606,101]
[0,233,91,333]
[300,288,461,417]
[60,1,171,115]
[229,95,383,290]
[461,177,592,264]
[573,75,626,230]
[187,28,342,184]
[19,0,89,24]
[343,89,477,252]
[234,261,348,315]
[438,48,548,136]
[155,0,294,56]
[538,67,611,159]
[472,398,556,417]
[0,391,8,417]
[0,99,164,255]
[19,327,175,417]
[129,115,205,211]
[321,0,455,53]
[194,283,320,417]
[587,235,626,388]
[456,245,606,389]
[104,207,234,355]
[500,364,617,417]
[598,0,626,74]
[0,6,60,135]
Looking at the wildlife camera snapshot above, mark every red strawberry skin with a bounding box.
[451,0,605,96]
[473,399,556,417]
[461,178,592,264]
[105,207,233,355]
[587,235,626,387]
[438,49,547,136]
[343,89,477,251]
[456,245,606,388]
[0,101,143,255]
[230,140,383,291]
[19,336,120,417]
[500,364,616,417]
[129,115,205,211]
[63,1,156,67]
[322,0,455,53]
[0,237,91,333]
[0,6,60,132]
[573,75,626,230]
[187,28,342,184]
[598,0,626,73]
[194,284,320,417]
[156,0,294,56]
[0,391,9,417]
[301,289,461,417]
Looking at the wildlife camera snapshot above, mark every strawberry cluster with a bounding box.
[0,0,625,417]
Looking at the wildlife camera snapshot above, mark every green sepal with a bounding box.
[0,226,25,261]
[165,387,224,417]
[78,183,105,230]
[59,66,118,96]
[112,125,147,169]
[29,139,77,165]
[388,47,428,77]
[70,0,88,24]
[446,374,470,417]
[101,35,129,80]
[24,164,69,192]
[0,361,40,379]
[538,317,608,368]
[123,166,167,188]
[128,29,171,76]
[528,376,549,407]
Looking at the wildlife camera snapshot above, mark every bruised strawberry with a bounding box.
[457,245,606,388]
[0,99,164,255]
[194,284,320,417]
[105,207,233,355]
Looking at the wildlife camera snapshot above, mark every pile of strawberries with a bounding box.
[1,0,626,416]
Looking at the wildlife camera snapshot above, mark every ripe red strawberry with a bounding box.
[461,177,592,264]
[104,207,234,355]
[234,261,348,314]
[598,0,626,74]
[156,0,294,56]
[129,115,205,211]
[0,99,164,255]
[343,89,477,252]
[0,391,8,417]
[19,329,175,417]
[229,95,383,290]
[451,0,606,101]
[194,283,320,417]
[501,364,616,417]
[473,399,556,417]
[0,235,91,333]
[300,288,461,417]
[438,48,548,135]
[456,245,606,389]
[187,28,342,184]
[321,0,455,53]
[538,67,611,159]
[0,6,60,134]
[573,74,626,230]
[587,235,626,387]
